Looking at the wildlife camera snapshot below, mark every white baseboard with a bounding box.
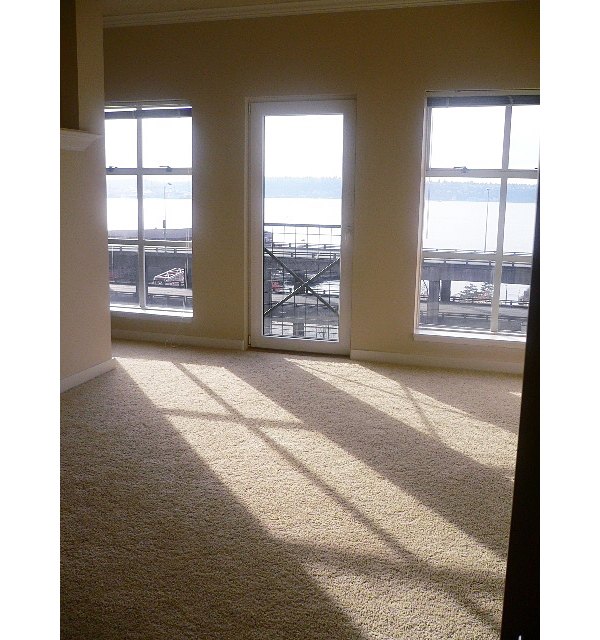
[112,329,246,351]
[350,349,524,374]
[60,358,117,393]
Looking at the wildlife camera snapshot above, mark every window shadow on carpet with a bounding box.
[97,340,519,637]
[172,359,506,635]
[60,363,365,640]
[218,353,515,560]
[360,362,523,436]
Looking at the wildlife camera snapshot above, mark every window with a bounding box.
[105,103,193,314]
[417,94,539,337]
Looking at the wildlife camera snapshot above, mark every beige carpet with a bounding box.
[61,340,522,639]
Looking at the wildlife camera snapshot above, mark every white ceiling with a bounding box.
[102,0,508,27]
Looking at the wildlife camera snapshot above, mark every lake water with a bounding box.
[108,196,536,254]
[108,196,535,300]
[263,198,535,301]
[107,197,192,233]
[267,197,536,254]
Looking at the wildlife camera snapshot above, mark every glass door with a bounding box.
[249,100,355,354]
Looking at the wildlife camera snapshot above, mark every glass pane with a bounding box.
[263,114,344,341]
[429,106,505,169]
[104,118,137,168]
[422,178,500,253]
[109,246,139,306]
[263,224,341,341]
[499,177,536,335]
[107,175,138,240]
[509,105,540,169]
[143,176,192,241]
[145,247,192,312]
[498,264,531,335]
[142,116,192,168]
[419,272,493,332]
[504,180,538,254]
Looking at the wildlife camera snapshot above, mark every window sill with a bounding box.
[414,328,525,348]
[111,306,193,321]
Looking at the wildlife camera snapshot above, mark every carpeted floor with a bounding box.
[61,340,522,639]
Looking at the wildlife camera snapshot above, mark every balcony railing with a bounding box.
[263,223,341,340]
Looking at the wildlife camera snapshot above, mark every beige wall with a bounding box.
[61,0,112,381]
[104,1,539,369]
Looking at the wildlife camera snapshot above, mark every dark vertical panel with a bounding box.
[61,0,79,130]
[500,187,540,639]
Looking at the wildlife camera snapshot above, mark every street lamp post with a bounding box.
[484,188,490,253]
[163,182,172,249]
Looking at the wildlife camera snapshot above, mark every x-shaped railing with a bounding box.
[263,246,340,317]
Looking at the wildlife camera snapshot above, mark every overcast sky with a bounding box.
[264,114,344,178]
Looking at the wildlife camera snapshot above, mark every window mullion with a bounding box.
[490,106,512,332]
[106,101,193,315]
[426,168,536,180]
[136,110,146,310]
[136,167,191,176]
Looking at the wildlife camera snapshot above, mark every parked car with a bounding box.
[152,267,185,287]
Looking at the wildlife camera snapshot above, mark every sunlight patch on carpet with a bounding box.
[117,357,231,416]
[167,414,505,636]
[179,362,302,423]
[166,408,506,569]
[168,416,387,553]
[287,358,517,471]
[262,425,506,564]
[62,342,519,640]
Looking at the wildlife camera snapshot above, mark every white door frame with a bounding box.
[248,99,355,355]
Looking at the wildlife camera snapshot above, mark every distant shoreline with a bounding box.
[107,176,537,203]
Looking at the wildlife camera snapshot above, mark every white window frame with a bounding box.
[415,91,539,340]
[106,101,193,314]
[248,98,355,355]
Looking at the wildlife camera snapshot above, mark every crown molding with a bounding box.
[103,0,506,28]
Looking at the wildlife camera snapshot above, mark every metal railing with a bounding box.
[263,222,341,340]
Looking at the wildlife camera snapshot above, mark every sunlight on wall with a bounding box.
[287,358,517,472]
